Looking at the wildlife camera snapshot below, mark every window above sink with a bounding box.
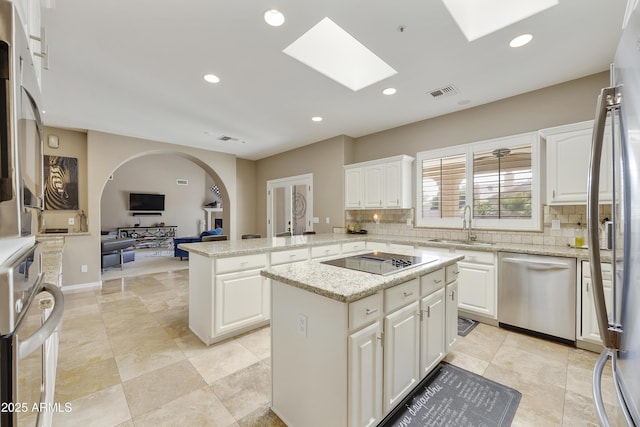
[416,131,542,232]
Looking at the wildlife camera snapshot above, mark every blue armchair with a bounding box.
[174,228,223,260]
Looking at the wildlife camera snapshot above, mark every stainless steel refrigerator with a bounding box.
[588,1,640,425]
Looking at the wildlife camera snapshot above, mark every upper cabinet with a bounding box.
[344,155,414,210]
[542,120,612,205]
[14,0,47,87]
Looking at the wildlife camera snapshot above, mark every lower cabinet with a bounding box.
[580,261,613,344]
[420,288,445,377]
[348,320,383,427]
[456,250,496,319]
[383,300,420,413]
[271,263,459,427]
[445,280,459,351]
[214,268,269,336]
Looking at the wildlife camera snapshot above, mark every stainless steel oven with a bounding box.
[0,0,44,238]
[0,243,64,427]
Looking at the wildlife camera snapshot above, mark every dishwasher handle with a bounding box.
[501,257,570,271]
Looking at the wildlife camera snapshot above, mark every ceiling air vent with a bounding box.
[217,135,239,142]
[429,84,459,99]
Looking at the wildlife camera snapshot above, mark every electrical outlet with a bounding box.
[325,217,330,224]
[81,265,87,273]
[551,219,560,230]
[297,313,307,337]
[68,217,75,225]
[313,217,320,224]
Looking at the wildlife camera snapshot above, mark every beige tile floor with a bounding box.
[53,266,627,426]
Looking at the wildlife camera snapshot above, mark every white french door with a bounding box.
[266,174,313,238]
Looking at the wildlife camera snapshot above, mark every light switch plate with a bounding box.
[551,219,560,230]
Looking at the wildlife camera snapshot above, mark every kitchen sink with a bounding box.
[427,238,496,247]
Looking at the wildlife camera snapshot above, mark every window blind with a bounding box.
[421,154,467,219]
[472,145,532,218]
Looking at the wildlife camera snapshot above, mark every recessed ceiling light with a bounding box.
[311,116,323,122]
[442,0,557,41]
[509,33,533,48]
[283,17,397,92]
[264,9,285,27]
[203,74,220,83]
[382,88,397,95]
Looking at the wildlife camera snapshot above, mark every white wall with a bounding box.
[101,154,211,237]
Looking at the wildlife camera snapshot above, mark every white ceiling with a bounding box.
[41,1,627,161]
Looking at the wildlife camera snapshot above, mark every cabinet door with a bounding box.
[446,281,459,351]
[345,168,363,209]
[383,301,420,412]
[384,161,402,208]
[457,261,496,318]
[348,321,383,427]
[546,126,612,204]
[581,278,613,343]
[420,289,445,379]
[363,165,384,208]
[214,268,269,336]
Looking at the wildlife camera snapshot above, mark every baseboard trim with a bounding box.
[61,281,102,292]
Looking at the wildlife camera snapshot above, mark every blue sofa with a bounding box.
[174,228,224,260]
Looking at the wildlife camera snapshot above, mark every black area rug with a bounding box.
[379,362,521,427]
[458,317,479,337]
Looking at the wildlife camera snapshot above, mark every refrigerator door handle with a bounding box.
[587,85,621,351]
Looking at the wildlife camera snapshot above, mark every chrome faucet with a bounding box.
[462,205,477,241]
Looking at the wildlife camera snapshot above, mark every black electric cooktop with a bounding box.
[321,252,438,276]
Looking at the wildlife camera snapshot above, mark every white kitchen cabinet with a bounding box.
[342,240,367,254]
[580,261,613,344]
[364,164,385,208]
[214,268,269,336]
[366,241,388,252]
[311,244,341,260]
[388,243,414,253]
[419,288,445,378]
[14,0,45,86]
[345,168,364,209]
[445,264,459,351]
[189,253,269,345]
[542,121,613,205]
[383,299,420,413]
[457,250,496,319]
[270,262,457,427]
[344,155,414,210]
[348,320,383,427]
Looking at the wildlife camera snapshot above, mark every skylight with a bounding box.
[441,0,558,41]
[282,17,397,92]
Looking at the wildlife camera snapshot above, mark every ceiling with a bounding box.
[41,1,628,161]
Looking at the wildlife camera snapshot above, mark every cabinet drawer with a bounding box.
[456,249,494,265]
[271,248,309,265]
[310,244,341,259]
[421,268,445,296]
[342,241,367,254]
[349,292,383,331]
[384,278,419,313]
[366,241,388,251]
[445,264,460,284]
[388,243,414,253]
[582,261,612,279]
[216,254,267,274]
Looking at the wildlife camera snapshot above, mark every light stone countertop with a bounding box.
[261,252,464,303]
[178,232,611,262]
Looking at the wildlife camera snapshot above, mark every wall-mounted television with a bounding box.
[129,193,165,211]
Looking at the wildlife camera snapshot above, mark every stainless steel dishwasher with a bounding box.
[498,252,576,344]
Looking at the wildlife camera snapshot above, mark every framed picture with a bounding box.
[120,230,128,238]
[44,155,79,210]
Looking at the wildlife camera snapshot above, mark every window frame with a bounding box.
[415,132,541,231]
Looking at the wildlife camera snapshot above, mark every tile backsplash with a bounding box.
[345,205,612,248]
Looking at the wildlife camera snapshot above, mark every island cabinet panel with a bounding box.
[420,288,446,378]
[269,262,458,427]
[310,244,341,260]
[214,268,269,336]
[188,252,269,345]
[383,300,420,413]
[348,321,383,427]
[271,281,348,427]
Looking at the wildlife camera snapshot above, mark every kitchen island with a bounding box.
[261,250,462,427]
